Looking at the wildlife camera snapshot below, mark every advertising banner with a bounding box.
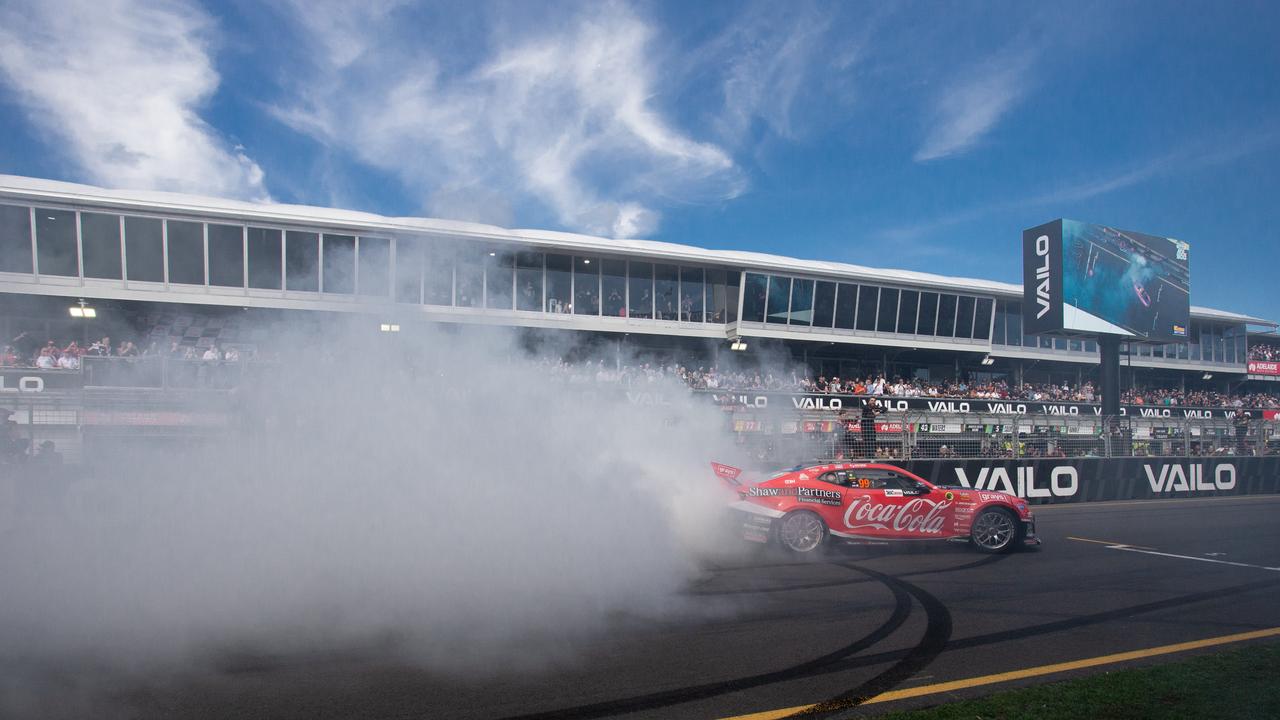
[1023,219,1191,341]
[701,391,1258,421]
[1247,361,1280,376]
[0,369,85,393]
[1022,220,1064,336]
[899,457,1280,505]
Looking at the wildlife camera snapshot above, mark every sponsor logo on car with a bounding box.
[798,496,843,507]
[843,496,952,534]
[747,486,844,506]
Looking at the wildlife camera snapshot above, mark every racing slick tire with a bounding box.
[969,507,1021,554]
[776,510,827,554]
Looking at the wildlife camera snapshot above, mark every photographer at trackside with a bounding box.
[860,397,884,459]
[836,407,857,459]
[1234,410,1252,455]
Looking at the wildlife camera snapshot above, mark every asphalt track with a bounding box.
[14,494,1280,719]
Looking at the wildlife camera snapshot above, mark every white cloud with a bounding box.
[272,1,743,238]
[914,48,1035,162]
[0,0,268,200]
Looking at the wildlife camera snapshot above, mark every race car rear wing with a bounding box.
[710,461,744,488]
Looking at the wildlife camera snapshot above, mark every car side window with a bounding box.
[883,471,927,494]
[878,473,915,491]
[846,471,887,490]
[844,470,918,492]
[822,469,923,491]
[819,471,852,487]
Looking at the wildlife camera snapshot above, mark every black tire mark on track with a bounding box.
[689,553,1008,597]
[492,568,913,720]
[695,541,974,577]
[793,565,952,718]
[795,575,1280,681]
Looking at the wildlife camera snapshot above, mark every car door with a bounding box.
[835,469,897,538]
[796,469,855,531]
[839,469,953,539]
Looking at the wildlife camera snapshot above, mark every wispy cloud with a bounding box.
[914,47,1036,162]
[691,1,881,149]
[877,158,1172,243]
[880,128,1280,242]
[0,0,268,200]
[710,5,834,143]
[271,1,743,238]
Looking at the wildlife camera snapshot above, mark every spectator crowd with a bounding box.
[541,358,1280,411]
[1249,342,1279,362]
[2,331,243,369]
[6,329,1280,411]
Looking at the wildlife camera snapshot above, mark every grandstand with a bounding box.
[1,174,1277,463]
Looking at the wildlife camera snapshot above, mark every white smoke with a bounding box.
[0,320,744,709]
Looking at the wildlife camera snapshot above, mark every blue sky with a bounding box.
[0,0,1277,321]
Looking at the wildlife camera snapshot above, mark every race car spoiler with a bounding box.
[710,461,744,488]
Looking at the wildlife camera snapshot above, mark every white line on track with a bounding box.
[1105,545,1280,572]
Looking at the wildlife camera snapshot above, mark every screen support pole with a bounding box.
[1098,334,1122,417]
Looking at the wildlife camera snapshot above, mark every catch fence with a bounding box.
[0,394,84,466]
[731,410,1276,467]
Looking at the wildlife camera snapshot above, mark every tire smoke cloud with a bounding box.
[0,321,744,707]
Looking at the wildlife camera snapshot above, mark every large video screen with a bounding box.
[1023,219,1190,341]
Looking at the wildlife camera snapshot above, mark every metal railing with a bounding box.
[80,355,248,390]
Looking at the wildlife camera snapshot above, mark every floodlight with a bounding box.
[69,299,96,318]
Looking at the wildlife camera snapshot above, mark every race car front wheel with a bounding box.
[970,507,1019,553]
[778,511,826,554]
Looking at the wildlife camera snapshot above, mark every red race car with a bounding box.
[714,461,1040,554]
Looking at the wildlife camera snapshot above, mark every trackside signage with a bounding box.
[1247,361,1280,376]
[699,391,1263,421]
[950,465,1079,498]
[0,369,85,393]
[1022,219,1064,335]
[899,457,1280,505]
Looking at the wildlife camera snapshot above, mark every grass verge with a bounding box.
[878,642,1280,720]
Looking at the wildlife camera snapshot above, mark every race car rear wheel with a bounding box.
[777,511,827,554]
[970,507,1019,553]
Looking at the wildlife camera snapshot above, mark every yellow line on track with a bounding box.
[718,626,1280,720]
